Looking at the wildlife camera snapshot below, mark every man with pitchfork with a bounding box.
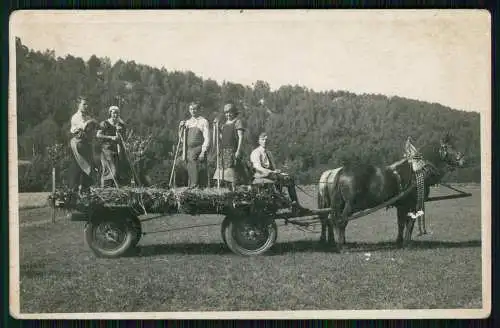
[178,101,210,188]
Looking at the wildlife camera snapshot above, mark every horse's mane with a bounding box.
[419,141,443,166]
[341,139,449,174]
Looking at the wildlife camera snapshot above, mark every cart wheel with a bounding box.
[223,216,277,256]
[84,214,141,258]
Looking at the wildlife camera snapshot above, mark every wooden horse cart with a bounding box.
[48,178,472,258]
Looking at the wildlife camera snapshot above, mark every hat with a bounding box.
[223,103,238,114]
[188,102,199,110]
[108,105,120,114]
[258,132,268,139]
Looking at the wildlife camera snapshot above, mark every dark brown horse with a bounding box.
[317,134,465,250]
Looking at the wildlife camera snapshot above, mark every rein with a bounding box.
[295,185,317,199]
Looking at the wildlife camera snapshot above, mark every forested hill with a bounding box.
[15,37,481,191]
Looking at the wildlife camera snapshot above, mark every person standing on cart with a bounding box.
[250,132,310,215]
[69,97,98,193]
[179,101,210,188]
[96,105,130,187]
[213,103,248,190]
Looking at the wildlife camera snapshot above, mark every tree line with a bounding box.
[15,37,481,192]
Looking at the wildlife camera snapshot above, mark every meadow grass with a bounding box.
[16,184,483,312]
[18,192,51,210]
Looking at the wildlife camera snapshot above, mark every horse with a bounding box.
[317,134,465,251]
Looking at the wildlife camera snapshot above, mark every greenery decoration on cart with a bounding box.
[48,185,292,217]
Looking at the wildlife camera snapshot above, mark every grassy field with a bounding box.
[18,192,51,210]
[16,184,483,313]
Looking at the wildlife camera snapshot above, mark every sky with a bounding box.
[10,10,491,113]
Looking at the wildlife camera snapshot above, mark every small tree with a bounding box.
[121,130,154,185]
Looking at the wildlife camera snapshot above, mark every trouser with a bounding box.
[267,172,300,204]
[186,145,206,188]
[69,155,94,191]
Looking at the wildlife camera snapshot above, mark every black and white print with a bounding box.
[8,10,491,319]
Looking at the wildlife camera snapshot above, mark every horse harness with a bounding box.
[389,159,411,195]
[392,167,404,194]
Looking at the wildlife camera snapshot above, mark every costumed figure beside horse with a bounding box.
[317,133,465,251]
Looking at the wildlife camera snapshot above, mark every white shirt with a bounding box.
[70,110,93,134]
[250,146,276,177]
[184,116,210,153]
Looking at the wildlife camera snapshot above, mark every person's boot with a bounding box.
[291,201,312,216]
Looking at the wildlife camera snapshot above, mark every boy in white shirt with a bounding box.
[250,132,310,215]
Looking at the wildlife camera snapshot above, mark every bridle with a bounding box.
[391,142,463,194]
[439,143,464,171]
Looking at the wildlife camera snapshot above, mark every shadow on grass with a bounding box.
[268,239,482,255]
[131,243,232,257]
[130,239,481,257]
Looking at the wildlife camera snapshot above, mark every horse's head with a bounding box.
[438,133,466,169]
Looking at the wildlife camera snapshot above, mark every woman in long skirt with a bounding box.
[213,103,247,190]
[96,105,129,187]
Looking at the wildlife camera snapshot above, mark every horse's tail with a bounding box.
[318,170,332,208]
[318,167,343,209]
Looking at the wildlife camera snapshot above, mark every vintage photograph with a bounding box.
[8,10,491,319]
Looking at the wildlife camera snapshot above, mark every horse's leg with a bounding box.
[421,203,428,235]
[319,214,327,244]
[404,216,416,248]
[396,206,406,247]
[334,200,351,248]
[325,213,338,251]
[335,220,348,245]
[320,221,326,243]
[417,215,423,236]
[327,213,334,244]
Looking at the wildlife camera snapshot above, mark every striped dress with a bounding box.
[403,138,426,214]
[404,138,426,171]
